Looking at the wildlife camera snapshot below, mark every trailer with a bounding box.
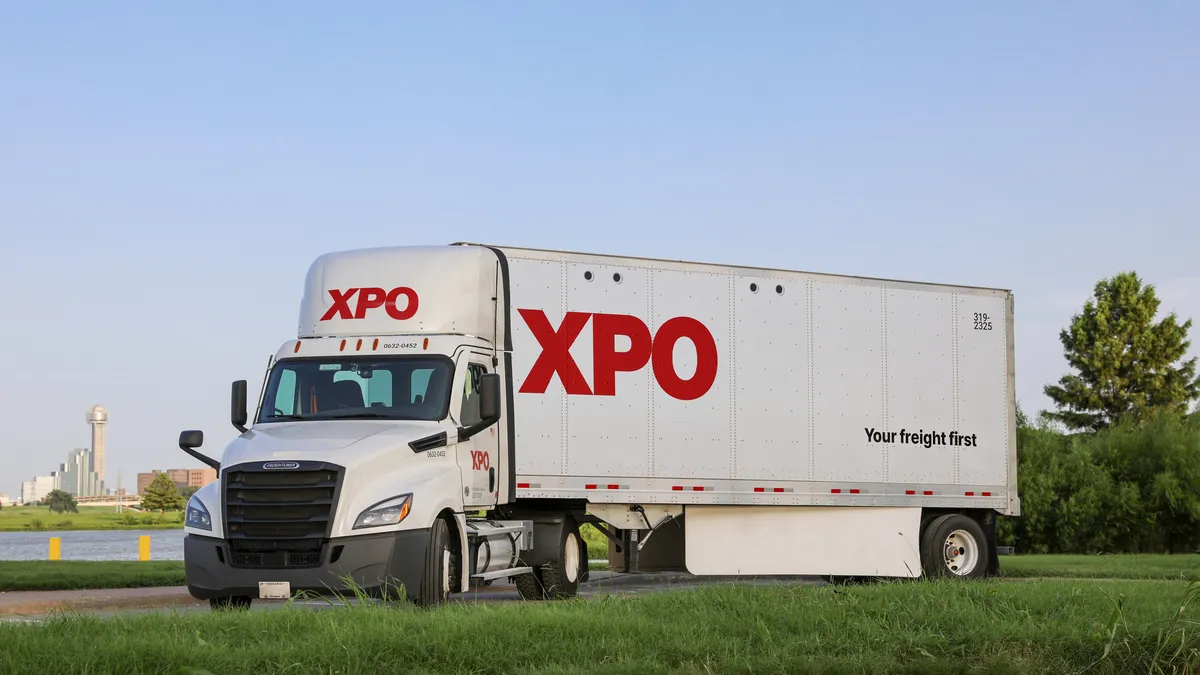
[178,243,1018,608]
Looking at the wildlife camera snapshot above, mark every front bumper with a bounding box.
[184,528,430,601]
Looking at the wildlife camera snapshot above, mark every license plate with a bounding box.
[258,581,291,599]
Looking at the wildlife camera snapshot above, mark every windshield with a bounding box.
[257,356,454,423]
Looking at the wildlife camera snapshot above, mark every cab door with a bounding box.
[454,351,500,510]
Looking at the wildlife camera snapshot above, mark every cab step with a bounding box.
[471,566,534,581]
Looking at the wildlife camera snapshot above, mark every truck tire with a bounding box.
[514,569,546,600]
[540,518,584,600]
[416,517,455,606]
[920,513,988,579]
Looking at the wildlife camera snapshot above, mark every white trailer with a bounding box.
[178,243,1018,608]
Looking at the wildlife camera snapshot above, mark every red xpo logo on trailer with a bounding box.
[518,309,719,401]
[319,287,419,321]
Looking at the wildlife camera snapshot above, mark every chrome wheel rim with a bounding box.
[943,529,979,575]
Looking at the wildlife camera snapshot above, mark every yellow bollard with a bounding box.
[139,535,151,561]
[49,537,61,561]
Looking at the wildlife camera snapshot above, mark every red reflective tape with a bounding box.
[517,483,530,489]
[849,489,860,494]
[905,490,916,495]
[753,487,765,493]
[692,486,705,492]
[831,489,842,494]
[773,487,785,493]
[672,486,683,491]
[607,484,620,490]
[965,491,975,496]
[585,484,598,490]
[982,491,992,497]
[923,490,934,496]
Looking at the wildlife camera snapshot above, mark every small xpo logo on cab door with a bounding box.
[319,287,419,321]
[518,309,719,401]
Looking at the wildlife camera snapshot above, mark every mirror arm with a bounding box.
[177,442,220,472]
[457,414,499,443]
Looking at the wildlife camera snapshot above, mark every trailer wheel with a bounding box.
[920,514,988,579]
[540,518,585,600]
[209,596,251,611]
[416,517,455,606]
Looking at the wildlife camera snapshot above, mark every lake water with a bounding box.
[0,530,185,561]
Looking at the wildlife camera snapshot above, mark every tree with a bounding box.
[180,485,200,499]
[141,473,184,511]
[45,489,78,514]
[1043,272,1199,432]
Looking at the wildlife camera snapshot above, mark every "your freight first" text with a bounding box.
[863,427,978,448]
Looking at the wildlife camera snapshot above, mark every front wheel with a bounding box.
[920,514,989,579]
[415,518,456,606]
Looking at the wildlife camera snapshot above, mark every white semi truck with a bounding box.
[179,243,1019,608]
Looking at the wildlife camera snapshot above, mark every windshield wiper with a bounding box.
[266,414,313,421]
[323,412,396,420]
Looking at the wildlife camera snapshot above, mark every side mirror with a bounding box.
[179,430,204,450]
[178,429,220,471]
[458,373,503,442]
[479,373,501,423]
[231,380,248,433]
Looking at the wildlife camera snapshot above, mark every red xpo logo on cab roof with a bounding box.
[518,309,718,401]
[319,287,419,321]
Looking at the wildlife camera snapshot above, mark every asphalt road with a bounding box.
[1,571,827,622]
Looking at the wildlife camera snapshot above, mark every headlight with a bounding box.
[185,496,212,531]
[353,494,413,530]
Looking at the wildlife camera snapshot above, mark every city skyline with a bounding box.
[17,405,214,504]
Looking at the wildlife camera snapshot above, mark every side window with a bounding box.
[273,369,298,414]
[460,363,487,426]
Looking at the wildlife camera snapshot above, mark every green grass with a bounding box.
[0,561,186,592]
[3,579,1199,673]
[580,523,608,560]
[0,506,183,532]
[999,553,1200,581]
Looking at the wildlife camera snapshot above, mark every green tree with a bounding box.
[45,489,78,514]
[141,473,184,511]
[180,485,200,499]
[1043,271,1199,432]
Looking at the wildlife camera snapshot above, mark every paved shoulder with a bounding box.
[0,586,203,617]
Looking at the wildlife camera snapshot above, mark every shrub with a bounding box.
[1002,410,1200,554]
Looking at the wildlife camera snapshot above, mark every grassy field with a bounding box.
[1000,553,1200,581]
[2,578,1198,673]
[0,561,186,592]
[5,548,1197,593]
[0,506,183,532]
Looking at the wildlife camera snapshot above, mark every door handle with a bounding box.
[488,467,496,493]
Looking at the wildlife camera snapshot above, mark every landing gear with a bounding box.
[921,513,989,579]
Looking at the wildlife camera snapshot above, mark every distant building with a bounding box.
[59,447,105,497]
[0,494,11,507]
[20,475,59,504]
[137,468,217,495]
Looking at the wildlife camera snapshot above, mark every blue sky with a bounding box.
[1,2,1198,498]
